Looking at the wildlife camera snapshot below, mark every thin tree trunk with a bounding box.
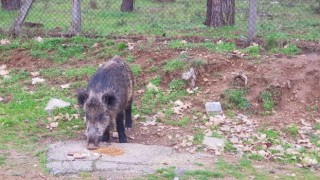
[11,0,34,37]
[121,0,134,12]
[1,0,21,10]
[71,0,81,35]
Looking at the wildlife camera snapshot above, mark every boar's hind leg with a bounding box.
[101,130,110,142]
[125,100,133,129]
[116,112,127,143]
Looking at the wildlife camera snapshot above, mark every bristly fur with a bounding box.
[77,56,134,148]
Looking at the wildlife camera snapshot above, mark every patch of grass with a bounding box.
[223,89,249,110]
[244,45,260,57]
[168,40,190,49]
[130,64,142,76]
[169,79,186,90]
[281,44,300,55]
[149,66,158,72]
[63,66,97,79]
[193,131,205,145]
[150,76,161,86]
[166,116,190,127]
[260,91,275,112]
[35,149,49,173]
[214,42,236,52]
[0,154,6,166]
[126,55,135,63]
[306,104,319,112]
[284,124,299,137]
[224,140,237,153]
[150,166,176,179]
[260,129,279,139]
[164,59,185,72]
[247,154,264,161]
[183,170,225,179]
[316,123,320,130]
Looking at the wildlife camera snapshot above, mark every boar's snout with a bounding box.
[86,127,102,150]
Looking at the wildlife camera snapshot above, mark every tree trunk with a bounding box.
[1,0,21,10]
[121,0,134,12]
[205,0,235,27]
[11,0,34,37]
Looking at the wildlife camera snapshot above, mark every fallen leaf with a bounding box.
[50,122,59,128]
[60,83,70,89]
[30,71,40,76]
[35,37,43,42]
[0,69,9,76]
[0,39,10,45]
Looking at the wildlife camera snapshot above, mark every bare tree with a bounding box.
[1,0,21,10]
[121,0,134,12]
[205,0,235,27]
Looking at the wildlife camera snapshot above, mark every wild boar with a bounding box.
[77,56,134,150]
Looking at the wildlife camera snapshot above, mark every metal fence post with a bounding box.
[11,0,34,37]
[71,0,81,35]
[248,0,257,43]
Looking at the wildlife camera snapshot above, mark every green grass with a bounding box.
[223,89,249,110]
[284,124,299,138]
[169,79,186,90]
[130,64,142,76]
[150,76,161,86]
[166,116,190,127]
[260,91,275,112]
[0,154,6,166]
[163,59,186,72]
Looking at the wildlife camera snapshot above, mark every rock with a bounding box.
[205,102,223,113]
[202,137,225,150]
[181,68,196,88]
[32,77,45,84]
[30,71,40,76]
[45,98,71,113]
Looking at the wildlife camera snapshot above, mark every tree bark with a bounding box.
[121,0,134,12]
[205,0,235,27]
[1,0,21,10]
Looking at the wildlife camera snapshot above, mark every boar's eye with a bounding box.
[102,92,117,108]
[77,89,88,107]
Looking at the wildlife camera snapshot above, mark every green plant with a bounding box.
[260,91,275,112]
[164,59,185,72]
[247,154,264,161]
[166,116,190,127]
[244,45,260,56]
[224,140,237,153]
[0,154,6,166]
[223,89,249,110]
[150,76,161,86]
[282,44,300,55]
[126,55,135,63]
[284,124,299,137]
[169,79,186,90]
[168,40,189,49]
[130,64,142,76]
[214,42,236,52]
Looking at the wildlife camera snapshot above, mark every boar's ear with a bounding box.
[77,89,88,108]
[102,91,117,108]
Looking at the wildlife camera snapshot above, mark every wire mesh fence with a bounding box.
[0,0,319,41]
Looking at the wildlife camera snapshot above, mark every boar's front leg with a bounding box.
[116,111,127,143]
[101,130,110,142]
[125,100,132,129]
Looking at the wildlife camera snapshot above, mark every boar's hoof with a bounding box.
[87,144,98,150]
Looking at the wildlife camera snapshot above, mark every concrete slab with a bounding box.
[47,140,215,178]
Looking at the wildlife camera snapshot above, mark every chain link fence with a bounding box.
[0,0,319,41]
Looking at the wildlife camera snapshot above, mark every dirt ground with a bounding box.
[1,37,320,179]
